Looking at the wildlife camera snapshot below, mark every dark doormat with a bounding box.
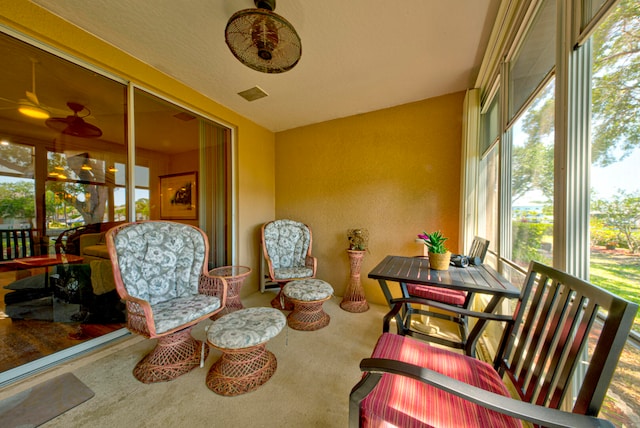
[0,372,94,427]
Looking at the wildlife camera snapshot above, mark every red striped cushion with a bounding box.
[360,333,521,428]
[407,283,467,306]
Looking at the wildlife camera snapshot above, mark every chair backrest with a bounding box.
[262,219,312,269]
[0,228,36,261]
[497,261,637,416]
[107,221,208,305]
[468,236,489,262]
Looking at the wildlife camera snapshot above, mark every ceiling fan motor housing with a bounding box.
[225,0,301,73]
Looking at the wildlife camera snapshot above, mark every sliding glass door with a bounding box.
[0,30,232,383]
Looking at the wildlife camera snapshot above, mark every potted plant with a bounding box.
[347,228,369,251]
[418,230,451,270]
[342,229,370,312]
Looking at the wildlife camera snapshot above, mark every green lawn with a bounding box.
[590,250,640,333]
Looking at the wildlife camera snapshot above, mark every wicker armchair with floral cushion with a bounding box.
[261,219,317,309]
[106,220,227,383]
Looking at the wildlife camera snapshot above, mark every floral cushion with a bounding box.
[208,307,286,349]
[264,219,311,270]
[153,293,221,334]
[113,221,206,305]
[273,266,314,280]
[283,279,333,301]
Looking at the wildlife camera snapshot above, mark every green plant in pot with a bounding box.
[348,228,369,252]
[418,230,451,270]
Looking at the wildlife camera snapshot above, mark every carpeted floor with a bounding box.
[2,291,389,427]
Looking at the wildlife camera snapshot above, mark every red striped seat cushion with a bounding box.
[360,333,521,428]
[407,283,467,306]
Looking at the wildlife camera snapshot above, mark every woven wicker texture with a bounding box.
[209,266,251,320]
[206,344,277,396]
[340,250,369,313]
[133,326,207,384]
[286,296,331,331]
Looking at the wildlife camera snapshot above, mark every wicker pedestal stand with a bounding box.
[340,250,369,313]
[133,326,207,384]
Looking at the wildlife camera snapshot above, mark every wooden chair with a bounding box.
[106,221,228,383]
[405,236,490,348]
[0,228,36,261]
[260,219,317,309]
[350,261,637,427]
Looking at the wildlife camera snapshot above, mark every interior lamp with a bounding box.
[18,101,50,119]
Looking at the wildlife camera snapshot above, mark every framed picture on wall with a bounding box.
[159,172,198,220]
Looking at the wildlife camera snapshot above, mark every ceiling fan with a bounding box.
[0,58,65,119]
[225,0,302,73]
[45,102,103,138]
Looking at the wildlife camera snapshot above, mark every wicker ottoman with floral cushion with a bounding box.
[206,307,286,396]
[282,279,333,331]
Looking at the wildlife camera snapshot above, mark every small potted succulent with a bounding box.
[418,230,451,270]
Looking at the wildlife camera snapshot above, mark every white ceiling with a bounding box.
[30,0,500,133]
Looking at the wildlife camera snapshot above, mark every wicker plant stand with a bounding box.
[340,249,369,313]
[283,279,334,331]
[206,307,286,396]
[134,326,207,384]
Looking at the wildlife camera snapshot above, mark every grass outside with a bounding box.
[589,248,640,333]
[589,247,640,427]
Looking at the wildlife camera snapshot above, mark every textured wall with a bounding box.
[275,93,464,305]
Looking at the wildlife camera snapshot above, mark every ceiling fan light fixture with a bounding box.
[225,0,302,74]
[18,100,50,119]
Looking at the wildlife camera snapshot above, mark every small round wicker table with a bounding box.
[206,307,285,396]
[208,265,252,320]
[282,279,334,331]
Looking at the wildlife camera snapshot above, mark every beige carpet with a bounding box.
[10,291,388,427]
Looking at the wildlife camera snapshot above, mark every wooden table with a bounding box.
[368,255,520,356]
[14,253,85,289]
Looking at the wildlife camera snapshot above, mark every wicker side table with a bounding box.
[340,250,369,313]
[206,307,285,396]
[208,265,251,319]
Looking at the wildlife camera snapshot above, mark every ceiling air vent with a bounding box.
[238,86,269,102]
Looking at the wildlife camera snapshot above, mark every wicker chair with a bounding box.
[106,221,228,383]
[405,236,490,349]
[350,261,637,427]
[260,219,317,309]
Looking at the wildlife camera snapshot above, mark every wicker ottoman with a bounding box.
[206,307,286,396]
[283,279,333,331]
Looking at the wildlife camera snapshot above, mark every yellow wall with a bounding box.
[0,1,276,293]
[276,93,464,305]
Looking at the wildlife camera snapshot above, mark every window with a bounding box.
[510,80,555,268]
[467,0,639,423]
[0,30,233,382]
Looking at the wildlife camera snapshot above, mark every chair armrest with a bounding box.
[384,297,513,332]
[355,358,614,428]
[199,273,229,309]
[305,255,317,275]
[79,232,104,255]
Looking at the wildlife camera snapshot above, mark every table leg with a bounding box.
[465,294,502,357]
[377,279,408,329]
